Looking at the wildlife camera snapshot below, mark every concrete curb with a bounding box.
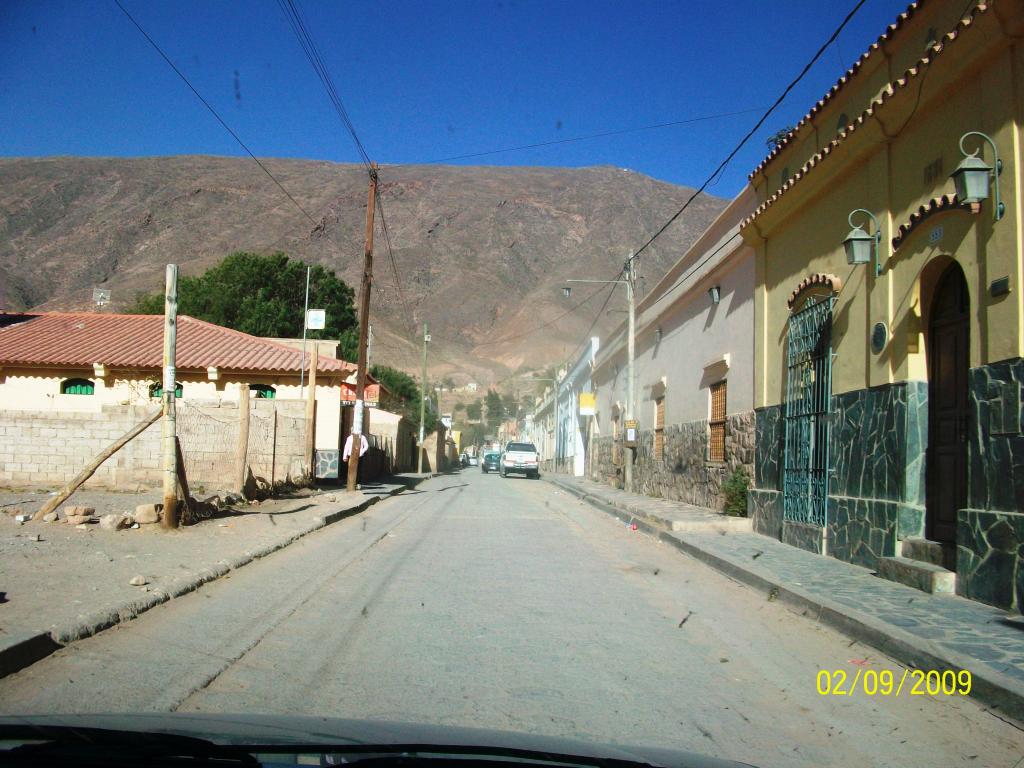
[1,482,409,677]
[549,476,1024,724]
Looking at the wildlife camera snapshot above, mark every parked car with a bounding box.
[500,442,540,479]
[481,452,500,473]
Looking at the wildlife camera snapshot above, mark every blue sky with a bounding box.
[2,0,906,196]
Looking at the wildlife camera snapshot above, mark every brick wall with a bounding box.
[0,399,309,492]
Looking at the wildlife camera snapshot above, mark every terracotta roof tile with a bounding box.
[749,2,924,181]
[742,2,989,230]
[0,313,354,374]
[787,273,844,309]
[891,193,978,249]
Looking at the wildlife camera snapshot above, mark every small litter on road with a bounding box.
[678,610,693,628]
[767,587,780,601]
[751,550,763,559]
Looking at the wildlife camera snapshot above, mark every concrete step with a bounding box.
[877,555,956,594]
[626,503,752,534]
[901,537,957,570]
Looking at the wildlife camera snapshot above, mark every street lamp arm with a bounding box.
[566,279,629,285]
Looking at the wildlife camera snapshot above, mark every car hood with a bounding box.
[0,714,752,768]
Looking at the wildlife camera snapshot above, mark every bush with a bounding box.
[722,466,750,517]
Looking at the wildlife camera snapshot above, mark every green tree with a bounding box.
[127,252,359,360]
[485,389,504,430]
[370,364,435,433]
[466,399,482,421]
[453,402,466,412]
[502,392,519,420]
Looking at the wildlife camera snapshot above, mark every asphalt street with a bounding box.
[2,471,1021,767]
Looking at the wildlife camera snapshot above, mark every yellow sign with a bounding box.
[578,392,596,416]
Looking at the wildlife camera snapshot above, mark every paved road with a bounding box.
[2,472,1021,767]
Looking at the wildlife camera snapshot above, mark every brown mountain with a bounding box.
[0,156,726,383]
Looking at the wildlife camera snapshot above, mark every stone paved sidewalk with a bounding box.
[548,473,1024,722]
[0,477,413,676]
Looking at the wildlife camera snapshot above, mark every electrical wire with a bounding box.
[625,0,870,267]
[426,107,765,164]
[276,0,372,168]
[113,0,321,228]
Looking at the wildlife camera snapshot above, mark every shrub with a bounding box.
[722,466,750,517]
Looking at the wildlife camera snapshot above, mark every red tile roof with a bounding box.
[0,313,355,374]
[749,2,925,182]
[742,1,989,229]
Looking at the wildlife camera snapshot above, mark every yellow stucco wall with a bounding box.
[747,3,1023,407]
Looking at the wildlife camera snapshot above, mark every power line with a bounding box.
[374,189,417,342]
[472,268,624,348]
[426,107,765,164]
[641,232,743,314]
[276,0,372,168]
[625,0,870,266]
[113,0,321,228]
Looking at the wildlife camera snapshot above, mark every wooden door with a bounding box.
[926,264,970,543]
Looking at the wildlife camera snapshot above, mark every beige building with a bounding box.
[0,312,385,485]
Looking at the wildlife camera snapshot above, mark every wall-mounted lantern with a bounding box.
[951,131,1004,221]
[843,208,882,277]
[708,286,721,305]
[562,286,572,298]
[654,326,662,344]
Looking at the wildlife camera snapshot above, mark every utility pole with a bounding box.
[299,265,311,394]
[625,250,636,494]
[417,322,429,474]
[161,264,180,529]
[346,163,378,492]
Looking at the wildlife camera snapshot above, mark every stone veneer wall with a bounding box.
[752,383,927,568]
[960,358,1024,611]
[590,412,754,511]
[827,381,927,567]
[753,363,1024,611]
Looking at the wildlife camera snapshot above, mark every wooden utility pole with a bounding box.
[236,383,250,496]
[305,344,319,478]
[417,322,429,474]
[161,264,180,529]
[346,163,378,492]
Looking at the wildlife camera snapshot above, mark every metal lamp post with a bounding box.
[563,252,637,492]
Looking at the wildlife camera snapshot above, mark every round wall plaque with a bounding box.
[871,321,888,354]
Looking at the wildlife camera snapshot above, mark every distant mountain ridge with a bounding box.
[0,156,727,382]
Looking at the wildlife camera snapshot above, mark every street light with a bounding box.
[951,131,1004,221]
[843,208,883,277]
[563,251,638,492]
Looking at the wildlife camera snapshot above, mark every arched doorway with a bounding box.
[926,262,970,544]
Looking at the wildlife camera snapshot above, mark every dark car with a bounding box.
[481,452,501,473]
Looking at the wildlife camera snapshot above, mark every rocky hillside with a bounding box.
[0,156,726,382]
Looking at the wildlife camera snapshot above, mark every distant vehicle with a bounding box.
[500,442,540,479]
[481,452,500,473]
[468,456,479,466]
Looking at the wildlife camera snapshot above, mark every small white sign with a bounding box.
[306,309,326,330]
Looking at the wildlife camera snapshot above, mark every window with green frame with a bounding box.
[60,378,95,395]
[249,384,276,399]
[149,381,183,398]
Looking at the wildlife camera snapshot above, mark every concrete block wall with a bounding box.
[0,399,310,491]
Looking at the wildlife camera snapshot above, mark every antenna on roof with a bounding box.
[92,288,111,311]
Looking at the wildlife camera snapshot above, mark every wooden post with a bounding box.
[236,383,250,496]
[305,344,318,479]
[174,436,192,520]
[31,409,161,521]
[161,264,180,529]
[347,163,378,492]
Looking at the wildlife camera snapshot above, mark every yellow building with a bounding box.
[742,0,1024,610]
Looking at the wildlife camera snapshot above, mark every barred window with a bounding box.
[709,380,727,463]
[654,397,665,460]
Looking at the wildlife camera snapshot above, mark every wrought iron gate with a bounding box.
[783,295,834,526]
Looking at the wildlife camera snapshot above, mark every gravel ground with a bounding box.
[0,484,368,642]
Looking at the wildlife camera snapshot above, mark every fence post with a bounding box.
[236,384,250,496]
